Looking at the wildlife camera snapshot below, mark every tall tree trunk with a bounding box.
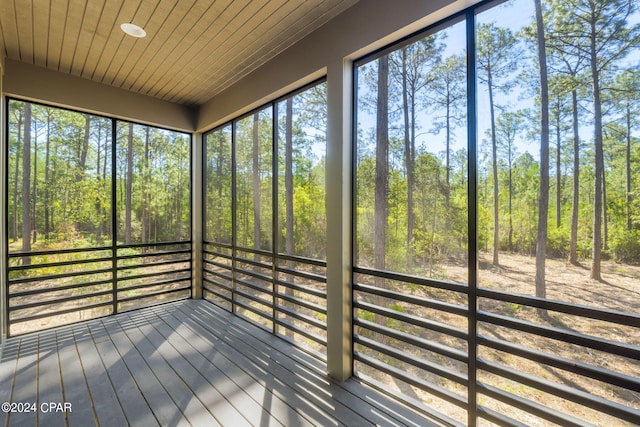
[445,94,451,206]
[44,112,51,240]
[12,112,23,243]
[488,70,500,266]
[142,127,150,248]
[284,98,295,337]
[401,48,415,267]
[252,112,261,255]
[556,113,561,228]
[374,57,390,335]
[22,103,33,265]
[77,114,91,237]
[602,167,608,251]
[402,48,416,268]
[285,98,295,257]
[569,89,580,264]
[103,131,108,182]
[177,140,184,240]
[93,126,101,237]
[375,56,389,273]
[32,118,38,244]
[508,148,513,251]
[444,89,452,240]
[589,18,603,281]
[94,125,107,241]
[125,123,134,245]
[76,115,90,182]
[51,144,59,233]
[96,125,101,178]
[430,170,440,276]
[625,103,632,230]
[534,0,549,302]
[12,150,20,242]
[216,136,224,235]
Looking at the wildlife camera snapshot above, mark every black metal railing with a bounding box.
[233,246,274,330]
[475,287,640,427]
[203,240,327,361]
[274,254,327,357]
[353,266,470,425]
[7,241,192,336]
[352,266,640,426]
[115,242,192,312]
[202,241,234,309]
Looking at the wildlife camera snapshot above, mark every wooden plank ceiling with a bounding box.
[0,0,358,107]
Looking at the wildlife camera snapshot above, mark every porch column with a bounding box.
[192,131,203,299]
[0,60,6,345]
[325,58,353,381]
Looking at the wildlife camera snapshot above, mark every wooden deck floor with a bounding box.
[0,300,439,426]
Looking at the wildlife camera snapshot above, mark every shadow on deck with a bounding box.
[0,300,442,426]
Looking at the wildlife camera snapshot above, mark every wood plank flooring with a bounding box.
[0,300,441,426]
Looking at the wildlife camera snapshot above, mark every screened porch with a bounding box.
[1,0,639,426]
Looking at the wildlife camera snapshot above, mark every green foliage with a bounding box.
[546,226,569,258]
[504,301,522,316]
[412,228,448,275]
[7,101,191,252]
[202,82,329,261]
[354,0,640,294]
[359,310,376,323]
[611,229,640,264]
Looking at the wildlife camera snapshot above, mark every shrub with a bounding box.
[611,230,640,264]
[546,227,569,259]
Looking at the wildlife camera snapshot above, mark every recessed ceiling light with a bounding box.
[120,23,146,38]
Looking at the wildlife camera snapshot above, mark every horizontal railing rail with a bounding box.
[117,276,191,293]
[8,246,111,257]
[118,286,190,305]
[354,266,470,294]
[9,256,113,272]
[477,334,640,392]
[202,266,232,281]
[353,268,470,424]
[355,299,468,339]
[275,265,327,284]
[356,282,469,317]
[202,241,328,360]
[9,267,113,284]
[9,278,114,298]
[478,311,640,359]
[474,284,640,426]
[116,248,191,260]
[478,287,640,326]
[274,316,326,345]
[276,304,327,331]
[275,277,326,298]
[10,301,115,325]
[477,382,595,427]
[117,267,191,283]
[477,358,640,425]
[353,258,640,426]
[9,289,113,311]
[355,352,469,408]
[7,241,192,335]
[116,241,191,250]
[355,317,468,363]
